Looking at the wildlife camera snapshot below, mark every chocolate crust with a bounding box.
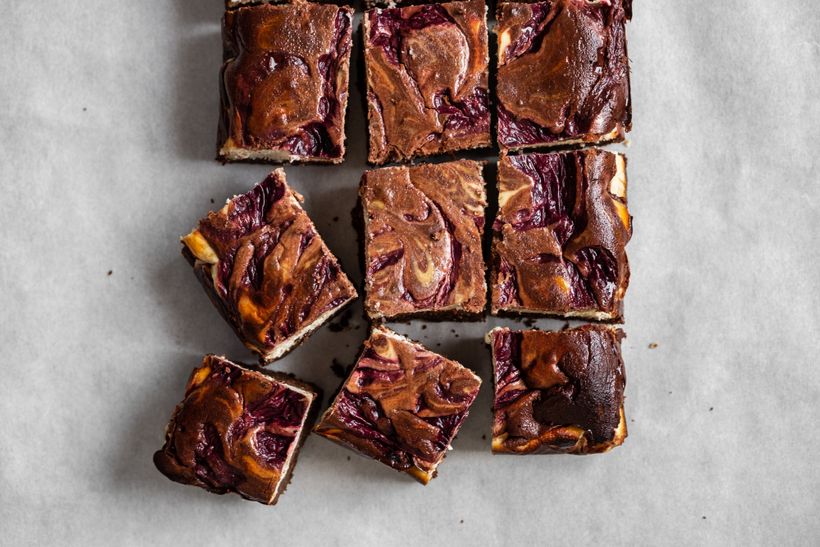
[314,326,481,484]
[490,149,631,321]
[363,0,492,164]
[360,160,488,321]
[217,2,354,164]
[487,325,627,455]
[153,355,321,504]
[495,0,632,151]
[182,170,358,364]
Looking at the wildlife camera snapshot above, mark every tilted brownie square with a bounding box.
[487,326,627,454]
[496,0,632,151]
[182,169,358,363]
[363,0,491,164]
[314,326,481,484]
[153,355,321,504]
[491,149,631,321]
[360,160,487,321]
[218,1,353,163]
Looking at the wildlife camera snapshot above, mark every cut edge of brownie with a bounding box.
[362,2,493,166]
[498,127,625,154]
[314,325,482,484]
[484,326,628,455]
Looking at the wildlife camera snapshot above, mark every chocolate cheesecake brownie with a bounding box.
[154,355,321,504]
[364,0,491,164]
[314,326,481,484]
[360,160,487,321]
[491,149,631,321]
[496,0,632,151]
[182,170,358,363]
[218,1,353,163]
[487,326,627,454]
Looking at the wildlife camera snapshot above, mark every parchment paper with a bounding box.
[1,1,819,545]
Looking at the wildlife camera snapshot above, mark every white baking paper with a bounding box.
[1,0,819,545]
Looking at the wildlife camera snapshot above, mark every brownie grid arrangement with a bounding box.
[154,0,635,504]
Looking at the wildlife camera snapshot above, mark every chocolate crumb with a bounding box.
[421,325,427,330]
[561,322,571,331]
[702,516,706,520]
[333,216,339,222]
[668,391,672,395]
[481,434,486,440]
[709,407,714,411]
[347,456,351,461]
[459,520,464,524]
[107,270,113,276]
[82,107,87,112]
[210,198,215,204]
[523,317,536,327]
[649,342,658,349]
[436,343,441,347]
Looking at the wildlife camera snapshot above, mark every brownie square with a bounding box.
[491,149,631,321]
[153,355,320,504]
[363,0,491,164]
[218,2,353,163]
[487,326,627,454]
[182,169,358,363]
[496,0,632,151]
[360,160,487,320]
[314,326,481,484]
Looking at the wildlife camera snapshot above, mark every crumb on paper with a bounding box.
[649,342,658,349]
[107,270,113,276]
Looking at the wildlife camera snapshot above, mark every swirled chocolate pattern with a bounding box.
[314,326,481,484]
[153,355,320,504]
[488,326,627,455]
[364,0,491,164]
[360,160,487,320]
[182,170,358,363]
[491,150,631,321]
[218,2,353,163]
[496,0,632,151]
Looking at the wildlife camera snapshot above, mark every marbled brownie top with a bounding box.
[315,326,481,483]
[219,2,353,162]
[364,0,491,164]
[496,0,631,150]
[153,355,318,504]
[492,150,631,321]
[361,160,487,319]
[182,170,357,361]
[489,326,627,454]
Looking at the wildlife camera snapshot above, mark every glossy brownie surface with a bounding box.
[182,170,357,362]
[489,326,627,454]
[491,150,631,321]
[496,0,631,150]
[364,0,491,164]
[360,160,487,320]
[153,355,319,504]
[314,326,481,483]
[218,2,353,163]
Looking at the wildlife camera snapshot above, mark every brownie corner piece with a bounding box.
[491,149,631,321]
[153,355,320,504]
[363,0,491,164]
[181,169,358,363]
[314,326,481,484]
[487,325,627,455]
[495,0,632,151]
[360,159,487,321]
[218,2,353,164]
